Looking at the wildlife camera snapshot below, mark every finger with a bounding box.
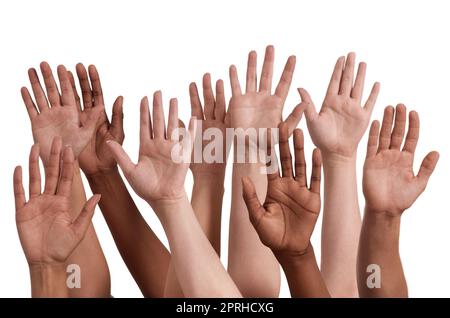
[106,141,135,177]
[298,88,318,123]
[283,104,304,136]
[187,116,198,150]
[76,63,93,108]
[326,56,345,96]
[28,68,49,112]
[40,62,61,107]
[389,104,407,150]
[28,144,41,198]
[402,111,420,154]
[246,50,257,93]
[378,106,394,152]
[110,96,125,141]
[242,177,265,227]
[351,62,366,103]
[13,166,26,210]
[167,98,179,140]
[88,65,104,106]
[310,148,322,194]
[274,55,296,103]
[214,79,226,122]
[43,137,62,195]
[57,65,75,107]
[266,128,280,181]
[366,120,380,159]
[416,151,439,186]
[363,82,380,115]
[278,122,293,178]
[202,73,215,120]
[293,129,307,186]
[21,87,38,118]
[56,146,74,198]
[152,91,166,139]
[259,45,274,93]
[229,65,242,96]
[189,82,204,119]
[339,52,355,96]
[67,71,82,111]
[71,194,101,238]
[140,96,152,142]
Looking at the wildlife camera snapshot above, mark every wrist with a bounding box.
[322,152,357,168]
[29,263,68,298]
[274,243,316,270]
[85,166,120,181]
[364,206,403,222]
[148,191,190,219]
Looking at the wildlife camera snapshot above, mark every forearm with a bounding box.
[320,154,360,297]
[87,168,170,298]
[191,173,225,254]
[29,263,68,298]
[67,162,111,297]
[357,208,407,297]
[228,162,280,297]
[164,173,225,297]
[155,193,241,298]
[276,244,330,298]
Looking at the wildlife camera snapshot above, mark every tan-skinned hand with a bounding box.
[14,137,100,266]
[363,104,439,216]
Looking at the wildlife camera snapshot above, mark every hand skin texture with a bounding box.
[14,138,100,298]
[242,123,329,298]
[21,62,110,297]
[300,53,380,297]
[227,45,304,297]
[108,92,242,297]
[72,64,170,298]
[357,105,439,298]
[164,74,227,297]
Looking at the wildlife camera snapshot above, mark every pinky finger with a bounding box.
[13,166,26,210]
[309,148,322,194]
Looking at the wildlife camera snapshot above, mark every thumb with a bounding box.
[110,96,124,141]
[417,151,439,188]
[297,88,318,123]
[106,140,135,176]
[283,104,304,136]
[71,194,101,238]
[242,176,265,227]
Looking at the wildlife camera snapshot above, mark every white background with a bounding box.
[0,0,448,298]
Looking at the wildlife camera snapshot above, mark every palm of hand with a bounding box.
[79,110,118,174]
[228,93,283,130]
[131,140,189,203]
[256,179,320,253]
[32,107,86,163]
[364,150,420,215]
[16,195,79,265]
[309,99,368,157]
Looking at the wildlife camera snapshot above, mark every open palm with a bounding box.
[363,105,439,216]
[14,138,100,265]
[301,53,380,158]
[242,124,322,254]
[108,92,196,205]
[227,46,304,144]
[21,62,99,165]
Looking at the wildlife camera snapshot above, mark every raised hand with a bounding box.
[363,105,439,215]
[228,45,303,137]
[14,137,100,266]
[300,53,380,158]
[107,91,196,205]
[20,62,101,165]
[242,123,322,255]
[189,73,228,177]
[71,64,124,176]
